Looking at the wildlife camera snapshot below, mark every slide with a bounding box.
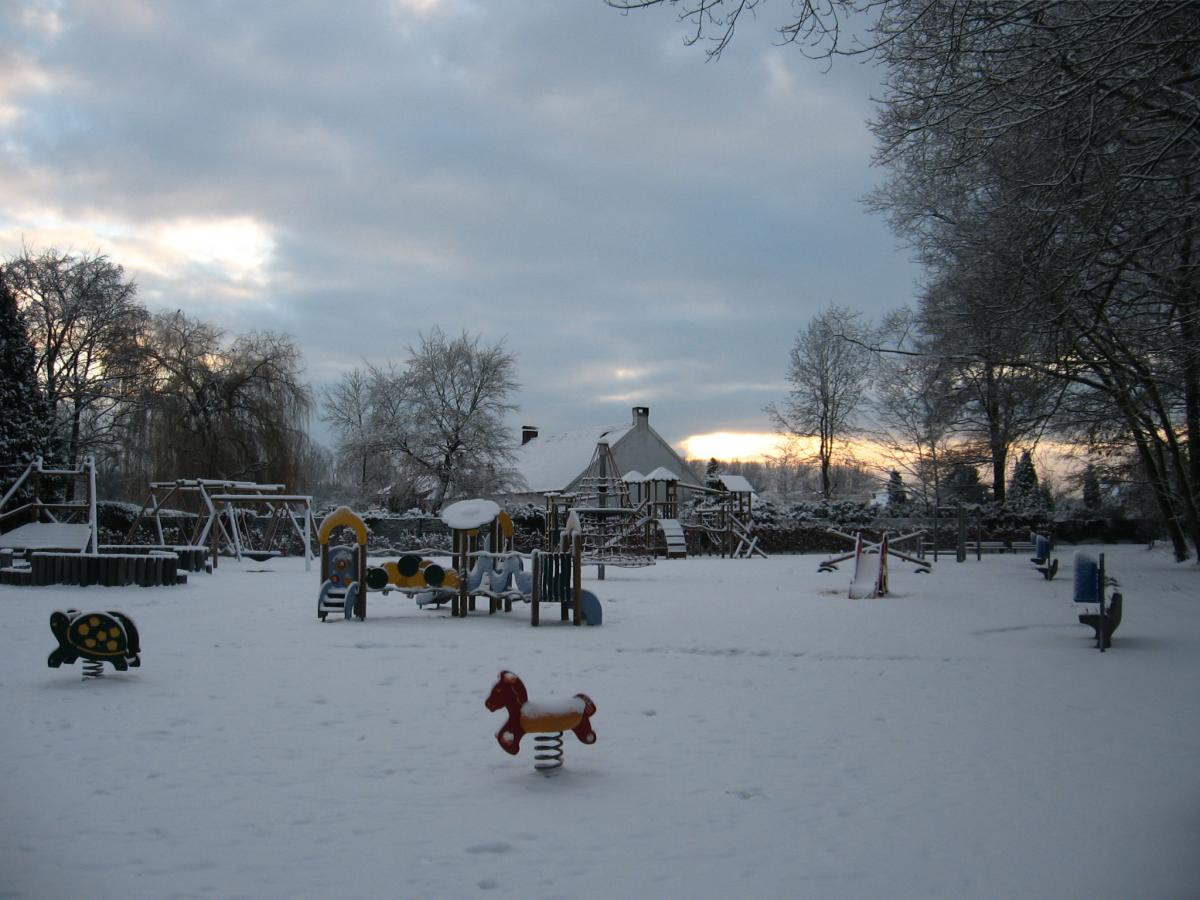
[848,533,888,599]
[657,519,688,558]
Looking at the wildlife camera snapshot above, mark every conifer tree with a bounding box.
[1007,450,1047,519]
[0,273,52,474]
[886,469,907,510]
[1082,465,1103,513]
[705,457,723,490]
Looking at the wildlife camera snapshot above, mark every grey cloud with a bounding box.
[1,0,916,449]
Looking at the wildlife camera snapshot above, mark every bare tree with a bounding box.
[128,311,313,487]
[321,367,388,498]
[611,0,1200,555]
[872,346,961,510]
[4,249,149,469]
[367,328,519,512]
[767,305,872,499]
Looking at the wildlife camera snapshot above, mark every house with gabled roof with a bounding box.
[506,407,701,505]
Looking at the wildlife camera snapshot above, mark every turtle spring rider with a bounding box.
[485,670,597,772]
[48,609,141,678]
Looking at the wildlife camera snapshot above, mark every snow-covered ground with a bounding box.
[2,544,1198,899]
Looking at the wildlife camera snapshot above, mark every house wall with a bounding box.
[591,407,702,491]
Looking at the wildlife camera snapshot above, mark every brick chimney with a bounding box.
[632,406,649,429]
[521,425,539,445]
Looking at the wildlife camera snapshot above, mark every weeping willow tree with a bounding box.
[115,310,313,492]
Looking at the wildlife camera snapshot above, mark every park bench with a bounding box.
[1030,533,1058,580]
[1079,592,1123,650]
[1073,552,1121,651]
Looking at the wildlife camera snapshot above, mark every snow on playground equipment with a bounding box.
[0,456,99,574]
[124,478,314,569]
[1031,532,1058,580]
[47,609,141,679]
[0,456,187,587]
[316,502,601,626]
[0,455,98,555]
[1073,552,1123,651]
[485,670,597,773]
[445,499,600,626]
[315,506,456,620]
[818,528,931,596]
[847,533,889,598]
[317,506,368,620]
[555,441,655,577]
[679,474,766,559]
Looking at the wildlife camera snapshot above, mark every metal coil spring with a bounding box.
[533,732,564,772]
[82,658,104,679]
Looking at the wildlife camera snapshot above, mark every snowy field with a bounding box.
[2,543,1198,899]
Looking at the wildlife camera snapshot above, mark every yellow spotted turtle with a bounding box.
[48,609,141,673]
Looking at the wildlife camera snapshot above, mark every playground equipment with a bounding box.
[0,457,190,587]
[1073,552,1122,651]
[847,533,889,598]
[0,456,98,556]
[553,441,655,575]
[317,506,368,620]
[1031,532,1058,580]
[125,478,314,569]
[445,499,600,625]
[680,474,766,559]
[316,503,602,626]
[544,443,767,570]
[485,670,597,772]
[819,528,931,579]
[47,609,141,678]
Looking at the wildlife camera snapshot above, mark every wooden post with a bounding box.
[453,530,465,617]
[531,550,541,626]
[1098,552,1107,653]
[354,544,367,619]
[572,532,583,626]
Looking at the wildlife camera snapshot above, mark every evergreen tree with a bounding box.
[705,457,723,490]
[1082,465,1103,512]
[944,462,987,505]
[1007,450,1048,519]
[886,469,907,510]
[0,273,52,474]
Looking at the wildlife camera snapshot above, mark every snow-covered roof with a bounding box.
[643,466,679,482]
[511,424,631,494]
[718,474,757,494]
[623,470,645,483]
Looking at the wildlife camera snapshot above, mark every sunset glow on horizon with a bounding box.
[680,432,790,462]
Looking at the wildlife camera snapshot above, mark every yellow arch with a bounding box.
[318,506,368,546]
[498,510,514,540]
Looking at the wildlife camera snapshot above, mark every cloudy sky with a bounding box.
[1,0,917,459]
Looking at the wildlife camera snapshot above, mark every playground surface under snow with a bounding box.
[2,544,1198,899]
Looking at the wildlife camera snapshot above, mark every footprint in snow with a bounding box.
[728,787,765,800]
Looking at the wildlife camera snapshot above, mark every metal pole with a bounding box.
[86,456,98,554]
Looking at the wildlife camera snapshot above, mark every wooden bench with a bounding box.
[1079,592,1122,649]
[965,541,1010,553]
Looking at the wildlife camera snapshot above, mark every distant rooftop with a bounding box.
[718,474,757,495]
[512,423,631,494]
